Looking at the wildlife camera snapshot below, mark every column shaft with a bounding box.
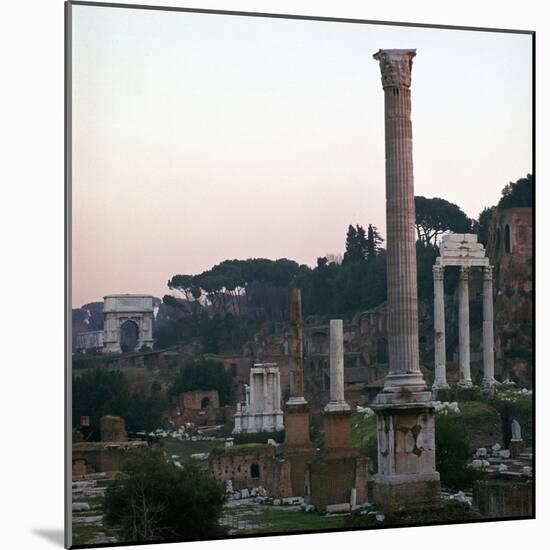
[325,319,350,411]
[372,52,425,393]
[458,267,472,387]
[287,287,307,404]
[433,265,449,389]
[482,265,496,387]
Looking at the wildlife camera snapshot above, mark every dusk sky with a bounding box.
[71,4,532,308]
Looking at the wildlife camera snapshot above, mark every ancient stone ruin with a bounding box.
[233,363,284,434]
[371,48,441,508]
[433,233,496,390]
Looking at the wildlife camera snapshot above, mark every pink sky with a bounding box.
[71,5,532,307]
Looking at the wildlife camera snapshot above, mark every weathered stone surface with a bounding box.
[433,265,449,390]
[233,363,284,434]
[458,267,473,387]
[371,48,440,509]
[323,410,353,449]
[100,416,127,443]
[287,288,306,404]
[473,479,533,518]
[324,319,350,412]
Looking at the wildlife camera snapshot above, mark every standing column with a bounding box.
[482,265,496,388]
[287,287,307,405]
[433,265,449,390]
[324,319,350,411]
[373,49,425,393]
[371,50,440,509]
[458,266,473,387]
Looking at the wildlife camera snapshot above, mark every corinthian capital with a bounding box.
[373,49,416,89]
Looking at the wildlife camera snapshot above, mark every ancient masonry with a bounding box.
[284,287,312,447]
[432,234,496,390]
[103,294,154,353]
[233,363,284,434]
[322,320,352,449]
[371,49,441,508]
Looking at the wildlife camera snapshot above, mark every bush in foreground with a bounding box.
[104,448,226,542]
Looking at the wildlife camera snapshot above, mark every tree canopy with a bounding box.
[415,196,472,245]
[476,206,497,246]
[342,224,383,264]
[497,174,533,210]
[72,368,166,435]
[170,356,233,406]
[104,447,226,542]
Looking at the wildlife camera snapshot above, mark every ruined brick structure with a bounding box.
[486,207,533,381]
[73,416,147,474]
[473,479,533,518]
[209,446,275,491]
[100,415,128,442]
[172,389,222,426]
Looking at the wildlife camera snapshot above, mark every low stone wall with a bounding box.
[72,441,147,473]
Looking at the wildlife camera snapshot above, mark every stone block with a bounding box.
[373,479,441,510]
[323,410,352,449]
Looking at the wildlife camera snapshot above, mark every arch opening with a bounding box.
[120,320,139,353]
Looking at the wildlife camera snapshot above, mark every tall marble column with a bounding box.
[433,265,449,390]
[371,49,440,509]
[482,265,496,388]
[373,49,425,394]
[287,287,307,405]
[458,267,473,387]
[324,320,350,412]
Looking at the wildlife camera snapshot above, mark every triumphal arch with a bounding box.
[103,294,154,354]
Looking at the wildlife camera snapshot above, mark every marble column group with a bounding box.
[432,264,496,390]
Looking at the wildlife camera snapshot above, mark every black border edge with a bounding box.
[67,0,534,35]
[65,1,73,548]
[530,28,536,521]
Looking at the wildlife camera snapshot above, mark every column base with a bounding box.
[458,380,473,389]
[373,477,441,510]
[432,381,450,391]
[324,400,351,413]
[380,372,427,395]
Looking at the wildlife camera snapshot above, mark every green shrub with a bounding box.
[436,414,484,491]
[104,447,226,542]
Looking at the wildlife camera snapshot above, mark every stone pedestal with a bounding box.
[371,402,440,508]
[371,48,440,509]
[458,267,473,387]
[323,410,352,449]
[284,404,312,447]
